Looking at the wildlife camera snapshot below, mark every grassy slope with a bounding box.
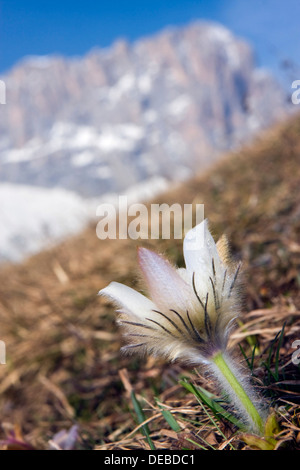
[0,114,300,449]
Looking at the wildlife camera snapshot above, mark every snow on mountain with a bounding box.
[0,176,169,263]
[0,184,91,262]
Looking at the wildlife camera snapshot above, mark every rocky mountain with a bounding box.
[0,21,291,262]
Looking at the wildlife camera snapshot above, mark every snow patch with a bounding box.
[93,166,112,179]
[138,74,152,94]
[208,25,241,69]
[96,124,144,152]
[0,176,170,263]
[167,95,191,117]
[0,184,91,262]
[109,74,135,101]
[71,151,95,167]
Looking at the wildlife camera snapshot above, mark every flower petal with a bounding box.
[138,247,195,313]
[99,281,156,319]
[183,219,221,276]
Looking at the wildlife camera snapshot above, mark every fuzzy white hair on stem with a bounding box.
[99,219,267,435]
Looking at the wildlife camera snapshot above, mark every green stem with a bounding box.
[212,352,265,435]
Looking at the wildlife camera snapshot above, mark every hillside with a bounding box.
[0,114,299,449]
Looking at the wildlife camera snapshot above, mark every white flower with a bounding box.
[48,425,79,450]
[99,219,241,365]
[99,221,269,436]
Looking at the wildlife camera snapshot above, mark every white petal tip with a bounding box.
[98,281,156,319]
[184,219,208,252]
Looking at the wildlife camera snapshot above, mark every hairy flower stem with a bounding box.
[210,351,265,435]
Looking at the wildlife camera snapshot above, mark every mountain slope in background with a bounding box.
[0,21,291,262]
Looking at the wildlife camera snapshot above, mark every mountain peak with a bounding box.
[0,20,291,262]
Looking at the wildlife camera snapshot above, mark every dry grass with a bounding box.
[0,114,300,449]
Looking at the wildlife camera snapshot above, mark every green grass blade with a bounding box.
[239,343,257,374]
[263,323,286,384]
[157,402,181,432]
[130,390,156,450]
[250,344,257,372]
[180,379,245,430]
[239,343,251,371]
[183,385,236,450]
[185,437,208,450]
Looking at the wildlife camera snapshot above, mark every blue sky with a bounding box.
[0,0,299,86]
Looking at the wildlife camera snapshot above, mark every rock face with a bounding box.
[0,21,289,198]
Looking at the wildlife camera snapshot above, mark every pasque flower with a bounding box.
[99,219,266,434]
